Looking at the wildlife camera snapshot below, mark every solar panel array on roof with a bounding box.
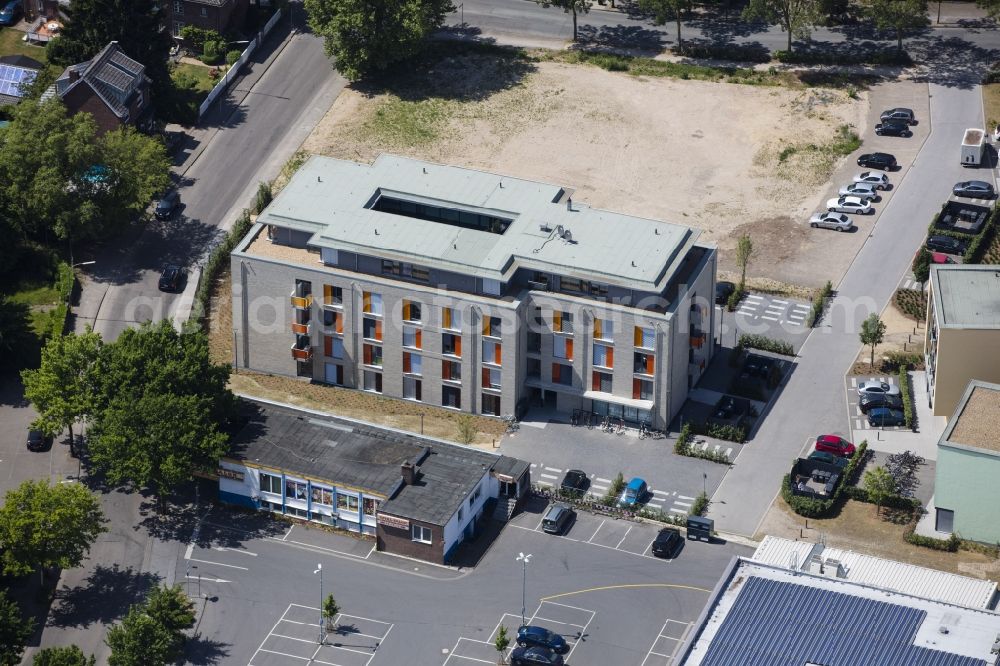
[0,64,36,98]
[700,577,988,666]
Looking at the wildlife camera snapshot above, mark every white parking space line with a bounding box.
[186,557,248,571]
[677,495,695,501]
[213,546,257,557]
[587,520,606,543]
[648,502,664,509]
[544,466,562,473]
[590,484,608,493]
[651,489,670,497]
[669,507,687,515]
[596,477,612,484]
[760,315,779,321]
[255,647,311,662]
[770,298,788,305]
[540,473,558,480]
[537,480,553,487]
[850,377,858,387]
[673,500,692,508]
[615,526,633,549]
[745,294,764,301]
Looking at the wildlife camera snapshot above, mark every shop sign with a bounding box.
[377,513,410,530]
[217,467,245,482]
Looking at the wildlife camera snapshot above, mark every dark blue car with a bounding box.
[517,625,568,653]
[867,407,906,427]
[511,646,564,666]
[0,0,21,25]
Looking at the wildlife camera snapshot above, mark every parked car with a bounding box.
[880,108,916,125]
[715,281,736,305]
[838,182,880,201]
[857,152,896,170]
[807,451,850,469]
[814,434,856,457]
[867,407,906,427]
[559,469,589,496]
[619,477,648,508]
[155,190,180,220]
[511,646,564,666]
[158,265,183,292]
[874,121,912,137]
[809,212,853,232]
[26,429,52,452]
[857,380,901,397]
[651,527,683,558]
[926,235,969,255]
[826,196,872,215]
[859,392,904,414]
[541,504,575,535]
[853,171,890,189]
[952,180,995,199]
[0,0,21,25]
[517,626,568,653]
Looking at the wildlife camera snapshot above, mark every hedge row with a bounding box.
[782,440,869,518]
[841,485,920,510]
[964,206,998,264]
[904,523,960,551]
[192,208,253,329]
[671,42,771,64]
[806,281,834,328]
[737,333,794,357]
[898,366,914,430]
[40,261,75,339]
[893,288,926,320]
[774,49,912,66]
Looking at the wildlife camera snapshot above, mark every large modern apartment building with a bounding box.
[231,155,717,429]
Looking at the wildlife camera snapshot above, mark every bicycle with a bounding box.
[616,419,625,435]
[638,422,648,440]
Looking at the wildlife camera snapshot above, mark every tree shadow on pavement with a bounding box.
[185,633,231,665]
[575,23,667,53]
[910,35,999,89]
[48,564,160,628]
[684,13,771,40]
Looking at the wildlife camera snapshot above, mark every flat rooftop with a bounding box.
[253,154,705,291]
[932,265,1000,328]
[942,381,1000,455]
[681,559,1000,666]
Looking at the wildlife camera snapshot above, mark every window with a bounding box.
[323,309,343,332]
[551,363,573,386]
[442,360,461,382]
[458,507,465,522]
[382,260,429,282]
[402,326,422,349]
[200,6,207,16]
[337,494,359,512]
[324,363,344,386]
[553,311,573,334]
[403,300,422,322]
[411,524,432,544]
[403,352,422,375]
[442,333,462,357]
[172,20,184,36]
[172,0,182,14]
[323,284,342,306]
[363,497,378,516]
[482,340,502,366]
[527,357,541,379]
[260,472,282,495]
[553,336,573,361]
[482,278,501,296]
[363,370,382,393]
[363,291,382,315]
[560,277,583,293]
[371,195,512,235]
[593,343,613,368]
[633,378,654,400]
[403,376,422,401]
[634,352,654,375]
[363,344,382,367]
[469,484,482,507]
[527,332,541,354]
[482,394,501,416]
[321,249,339,267]
[285,479,308,501]
[592,371,613,393]
[483,316,501,338]
[362,317,382,341]
[442,307,462,331]
[324,336,344,359]
[594,318,613,342]
[442,385,461,409]
[311,486,333,506]
[481,368,501,390]
[634,326,655,349]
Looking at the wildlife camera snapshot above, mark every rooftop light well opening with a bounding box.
[369,191,514,235]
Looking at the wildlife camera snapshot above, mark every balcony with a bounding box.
[527,279,549,291]
[291,321,312,336]
[690,331,706,349]
[291,343,313,361]
[290,293,313,309]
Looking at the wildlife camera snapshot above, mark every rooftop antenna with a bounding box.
[499,180,503,189]
[566,197,573,211]
[423,167,427,174]
[317,176,322,182]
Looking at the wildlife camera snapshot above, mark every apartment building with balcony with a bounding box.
[231,154,717,429]
[924,265,1000,418]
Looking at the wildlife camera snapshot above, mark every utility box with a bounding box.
[687,515,714,542]
[961,128,986,167]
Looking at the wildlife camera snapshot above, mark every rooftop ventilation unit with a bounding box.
[561,228,573,243]
[539,223,552,233]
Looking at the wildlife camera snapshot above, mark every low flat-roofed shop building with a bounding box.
[231,154,717,430]
[219,399,530,565]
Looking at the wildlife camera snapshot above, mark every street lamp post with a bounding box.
[313,564,324,644]
[516,552,532,625]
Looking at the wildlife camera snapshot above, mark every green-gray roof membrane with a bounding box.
[258,154,702,291]
[932,265,1000,328]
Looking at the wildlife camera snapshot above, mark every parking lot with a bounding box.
[641,619,692,666]
[715,297,813,354]
[249,603,393,666]
[845,374,908,435]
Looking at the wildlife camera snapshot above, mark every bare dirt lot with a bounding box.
[300,49,867,283]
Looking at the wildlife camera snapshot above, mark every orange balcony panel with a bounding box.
[291,322,310,335]
[291,346,313,361]
[291,294,313,309]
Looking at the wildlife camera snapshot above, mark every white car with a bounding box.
[827,196,872,215]
[838,182,879,201]
[808,212,853,231]
[857,380,901,397]
[852,171,890,190]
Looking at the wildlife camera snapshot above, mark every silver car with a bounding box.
[857,380,901,397]
[809,212,853,231]
[826,196,872,215]
[852,171,890,190]
[838,182,879,201]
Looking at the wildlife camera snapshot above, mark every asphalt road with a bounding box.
[73,4,345,341]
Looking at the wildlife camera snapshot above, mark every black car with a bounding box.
[715,280,736,305]
[858,392,903,414]
[880,107,916,125]
[867,407,906,427]
[26,429,52,452]
[517,625,568,653]
[953,180,995,199]
[158,265,183,292]
[155,190,180,220]
[651,527,683,558]
[559,469,589,496]
[857,152,897,170]
[926,235,969,256]
[874,121,912,137]
[511,646,564,666]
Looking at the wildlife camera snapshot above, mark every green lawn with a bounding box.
[0,27,48,63]
[163,62,216,125]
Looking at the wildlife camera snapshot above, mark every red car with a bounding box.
[814,435,855,457]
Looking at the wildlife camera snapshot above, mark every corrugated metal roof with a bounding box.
[932,265,1000,329]
[753,536,997,610]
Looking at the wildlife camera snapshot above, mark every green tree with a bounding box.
[864,0,928,51]
[97,128,172,231]
[145,585,195,638]
[859,312,886,368]
[305,0,454,80]
[0,590,34,666]
[322,594,339,632]
[21,328,102,444]
[639,0,687,44]
[863,465,896,515]
[494,624,510,665]
[735,233,755,291]
[742,0,822,51]
[536,0,592,41]
[33,646,96,666]
[105,607,178,666]
[976,0,1000,19]
[0,296,34,371]
[0,480,107,583]
[456,414,477,445]
[178,26,223,52]
[911,247,931,286]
